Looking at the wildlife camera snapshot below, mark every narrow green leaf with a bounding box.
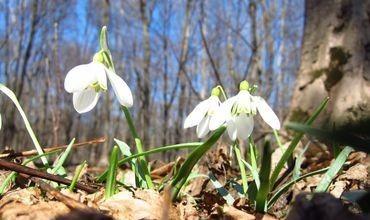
[286,123,370,153]
[105,146,120,198]
[315,146,353,192]
[171,126,226,200]
[209,172,235,205]
[0,84,49,166]
[69,160,87,191]
[51,138,75,174]
[267,167,329,208]
[293,142,310,180]
[97,142,202,182]
[255,141,272,213]
[241,159,260,189]
[270,97,329,188]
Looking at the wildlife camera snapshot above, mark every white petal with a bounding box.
[235,114,254,140]
[254,96,281,129]
[184,99,210,129]
[196,115,211,138]
[209,96,237,130]
[64,63,106,93]
[106,70,133,107]
[226,118,237,141]
[72,88,100,113]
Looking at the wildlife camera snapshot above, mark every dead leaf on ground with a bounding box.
[338,164,367,182]
[1,201,69,220]
[223,205,255,220]
[99,189,178,220]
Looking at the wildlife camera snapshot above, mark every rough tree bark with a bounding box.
[289,0,370,134]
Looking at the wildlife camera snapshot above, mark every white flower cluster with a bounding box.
[184,81,280,140]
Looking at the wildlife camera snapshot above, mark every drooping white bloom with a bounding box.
[209,81,280,141]
[184,88,221,138]
[64,61,133,113]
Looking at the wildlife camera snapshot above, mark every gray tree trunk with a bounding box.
[288,0,370,134]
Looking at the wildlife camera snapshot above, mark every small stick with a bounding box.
[0,137,106,159]
[19,173,92,210]
[0,159,98,193]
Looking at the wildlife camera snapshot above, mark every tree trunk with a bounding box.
[288,0,370,133]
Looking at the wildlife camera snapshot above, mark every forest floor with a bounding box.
[0,143,368,220]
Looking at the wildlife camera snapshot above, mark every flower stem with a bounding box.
[121,106,154,189]
[248,137,258,175]
[216,85,228,100]
[233,141,248,195]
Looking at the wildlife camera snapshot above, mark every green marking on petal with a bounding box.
[91,82,107,92]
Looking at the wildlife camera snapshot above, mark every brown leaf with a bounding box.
[223,205,255,220]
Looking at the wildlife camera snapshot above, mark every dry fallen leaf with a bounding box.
[1,201,70,220]
[222,205,255,220]
[338,164,367,182]
[99,189,178,220]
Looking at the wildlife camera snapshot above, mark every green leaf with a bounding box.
[96,142,202,182]
[69,160,87,191]
[286,123,370,153]
[114,138,132,157]
[315,146,353,192]
[51,138,75,175]
[209,172,235,205]
[270,97,329,188]
[241,159,260,189]
[293,142,310,180]
[105,146,120,198]
[255,141,272,213]
[0,84,49,166]
[171,126,226,200]
[267,167,329,208]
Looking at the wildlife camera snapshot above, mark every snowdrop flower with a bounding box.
[184,87,221,138]
[64,53,133,113]
[209,81,280,141]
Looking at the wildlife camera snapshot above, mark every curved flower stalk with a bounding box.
[183,87,221,138]
[210,80,280,140]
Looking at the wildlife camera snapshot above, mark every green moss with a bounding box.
[310,68,327,80]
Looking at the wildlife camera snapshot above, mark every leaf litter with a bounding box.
[0,143,368,219]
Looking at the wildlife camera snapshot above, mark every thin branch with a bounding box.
[0,137,106,159]
[19,173,93,210]
[198,20,224,89]
[0,159,98,193]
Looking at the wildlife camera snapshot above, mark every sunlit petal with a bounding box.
[184,98,210,129]
[209,96,237,130]
[235,113,254,140]
[64,63,106,93]
[72,88,100,113]
[226,118,237,141]
[254,96,281,129]
[106,70,133,107]
[196,115,211,138]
